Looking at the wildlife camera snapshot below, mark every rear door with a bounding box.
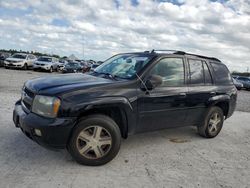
[185,58,216,125]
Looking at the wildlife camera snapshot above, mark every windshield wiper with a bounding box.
[93,71,118,80]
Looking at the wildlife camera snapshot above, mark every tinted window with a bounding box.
[37,57,52,62]
[210,62,232,85]
[203,62,212,84]
[189,59,204,84]
[12,54,26,59]
[29,55,35,59]
[151,58,184,86]
[237,77,250,82]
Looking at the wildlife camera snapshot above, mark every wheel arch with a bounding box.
[208,95,230,118]
[76,105,129,139]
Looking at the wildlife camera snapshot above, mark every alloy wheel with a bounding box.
[208,112,221,134]
[76,126,112,159]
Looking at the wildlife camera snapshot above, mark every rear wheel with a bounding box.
[68,114,121,166]
[198,106,224,138]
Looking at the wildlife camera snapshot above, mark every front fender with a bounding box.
[61,96,136,136]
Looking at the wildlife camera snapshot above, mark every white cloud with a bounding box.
[0,0,249,71]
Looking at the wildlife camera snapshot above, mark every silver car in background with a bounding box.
[232,78,243,90]
[234,76,250,90]
[4,53,36,70]
[33,56,58,72]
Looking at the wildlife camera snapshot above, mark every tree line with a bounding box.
[0,49,61,58]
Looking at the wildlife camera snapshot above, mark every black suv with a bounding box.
[13,50,237,166]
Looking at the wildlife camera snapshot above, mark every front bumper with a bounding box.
[5,62,24,68]
[33,65,50,70]
[13,101,76,149]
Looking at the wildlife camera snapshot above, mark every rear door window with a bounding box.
[203,62,212,84]
[188,59,213,85]
[188,59,204,85]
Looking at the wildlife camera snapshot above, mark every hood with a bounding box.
[25,73,113,95]
[6,57,25,62]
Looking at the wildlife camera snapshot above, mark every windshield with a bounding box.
[12,54,26,59]
[94,54,153,79]
[37,57,52,62]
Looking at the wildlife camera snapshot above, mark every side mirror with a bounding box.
[142,75,162,90]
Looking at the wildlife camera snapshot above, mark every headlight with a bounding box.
[32,95,61,118]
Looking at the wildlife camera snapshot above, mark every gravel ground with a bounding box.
[236,90,250,112]
[0,68,250,188]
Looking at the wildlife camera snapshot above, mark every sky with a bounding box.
[0,0,249,72]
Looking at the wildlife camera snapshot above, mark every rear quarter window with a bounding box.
[210,62,232,85]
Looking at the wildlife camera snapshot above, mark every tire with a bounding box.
[68,114,121,166]
[197,106,224,138]
[23,63,28,70]
[49,66,53,73]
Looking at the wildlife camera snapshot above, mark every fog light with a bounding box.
[34,129,42,136]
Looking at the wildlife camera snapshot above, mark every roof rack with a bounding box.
[150,49,221,62]
[150,49,185,54]
[183,52,221,62]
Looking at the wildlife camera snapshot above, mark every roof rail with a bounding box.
[184,53,221,62]
[151,49,185,54]
[150,49,221,62]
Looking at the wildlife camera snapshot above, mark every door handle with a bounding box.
[210,92,216,96]
[179,93,186,97]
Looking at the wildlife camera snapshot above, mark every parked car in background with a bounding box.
[57,59,67,72]
[90,61,103,71]
[232,78,243,90]
[80,61,91,73]
[235,76,250,90]
[0,52,11,67]
[4,53,36,70]
[33,56,58,72]
[13,50,237,166]
[62,61,82,73]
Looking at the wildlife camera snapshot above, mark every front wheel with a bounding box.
[197,106,224,138]
[68,114,121,166]
[49,66,53,73]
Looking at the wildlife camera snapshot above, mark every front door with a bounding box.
[137,57,188,133]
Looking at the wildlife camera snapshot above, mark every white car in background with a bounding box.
[57,59,67,72]
[4,53,36,70]
[33,56,59,72]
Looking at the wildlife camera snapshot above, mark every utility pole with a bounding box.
[82,34,85,60]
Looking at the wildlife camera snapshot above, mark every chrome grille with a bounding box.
[21,87,35,112]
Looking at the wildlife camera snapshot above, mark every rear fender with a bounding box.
[207,95,230,106]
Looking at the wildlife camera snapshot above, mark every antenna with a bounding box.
[82,34,85,59]
[135,73,150,94]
